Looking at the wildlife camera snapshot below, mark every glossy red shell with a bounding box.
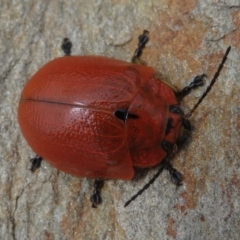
[18,56,182,180]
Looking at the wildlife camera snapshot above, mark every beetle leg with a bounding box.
[169,105,183,115]
[176,118,192,145]
[176,73,206,100]
[161,140,174,154]
[165,163,182,186]
[177,134,188,145]
[131,30,149,64]
[61,38,72,56]
[182,118,191,131]
[30,155,43,172]
[90,179,104,208]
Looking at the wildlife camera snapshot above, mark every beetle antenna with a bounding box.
[124,161,168,207]
[186,46,231,118]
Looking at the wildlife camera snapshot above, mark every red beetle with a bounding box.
[18,31,230,207]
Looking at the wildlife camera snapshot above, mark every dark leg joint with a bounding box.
[169,105,182,115]
[177,134,188,145]
[161,140,174,153]
[61,38,72,56]
[182,118,191,131]
[165,163,182,186]
[30,155,43,172]
[90,179,104,208]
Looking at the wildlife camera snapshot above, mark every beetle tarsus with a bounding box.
[61,38,72,56]
[165,163,182,186]
[30,155,43,172]
[177,73,206,100]
[132,30,149,64]
[90,179,104,208]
